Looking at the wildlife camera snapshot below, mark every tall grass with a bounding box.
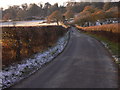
[76,23,119,33]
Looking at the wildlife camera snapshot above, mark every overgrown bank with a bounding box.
[2,26,68,68]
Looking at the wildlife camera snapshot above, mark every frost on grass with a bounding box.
[1,31,69,89]
[101,41,119,65]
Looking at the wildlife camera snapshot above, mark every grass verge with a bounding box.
[81,31,120,67]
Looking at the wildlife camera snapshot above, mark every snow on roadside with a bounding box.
[101,41,120,66]
[1,31,70,89]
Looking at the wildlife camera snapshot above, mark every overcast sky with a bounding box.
[0,0,119,9]
[0,0,70,9]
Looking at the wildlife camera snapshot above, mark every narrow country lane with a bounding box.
[12,27,118,88]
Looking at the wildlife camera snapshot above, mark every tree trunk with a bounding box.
[16,35,21,61]
[15,29,21,61]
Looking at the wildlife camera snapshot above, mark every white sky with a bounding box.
[0,0,70,9]
[0,0,119,9]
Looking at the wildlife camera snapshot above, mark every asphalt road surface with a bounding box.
[12,27,118,88]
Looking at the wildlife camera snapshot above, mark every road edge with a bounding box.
[76,27,119,88]
[8,29,71,89]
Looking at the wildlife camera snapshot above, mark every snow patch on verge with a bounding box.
[101,41,120,66]
[1,31,70,89]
